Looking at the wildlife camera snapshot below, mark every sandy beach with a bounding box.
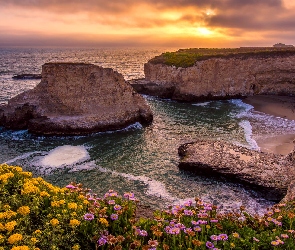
[244,95,295,155]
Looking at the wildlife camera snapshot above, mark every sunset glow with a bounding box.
[0,0,294,48]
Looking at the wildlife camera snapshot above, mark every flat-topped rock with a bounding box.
[0,63,153,135]
[178,140,295,201]
[133,48,295,101]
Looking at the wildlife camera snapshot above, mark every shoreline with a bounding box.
[243,95,295,155]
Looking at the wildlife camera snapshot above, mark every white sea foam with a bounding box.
[68,161,97,172]
[3,151,42,164]
[40,145,90,168]
[94,165,177,202]
[228,99,254,118]
[239,120,260,150]
[192,101,211,107]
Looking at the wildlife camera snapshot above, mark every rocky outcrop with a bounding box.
[132,51,295,101]
[178,140,295,201]
[0,63,153,135]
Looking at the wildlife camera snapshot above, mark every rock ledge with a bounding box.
[178,140,295,201]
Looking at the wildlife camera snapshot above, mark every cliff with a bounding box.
[0,63,153,135]
[131,48,295,101]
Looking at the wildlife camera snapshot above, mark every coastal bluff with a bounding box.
[0,63,153,135]
[131,48,295,101]
[178,140,295,201]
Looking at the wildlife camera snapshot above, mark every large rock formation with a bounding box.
[131,49,295,101]
[0,63,153,135]
[178,140,295,201]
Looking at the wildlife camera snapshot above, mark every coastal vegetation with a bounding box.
[1,163,295,250]
[149,47,295,68]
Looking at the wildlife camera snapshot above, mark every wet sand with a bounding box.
[244,95,295,155]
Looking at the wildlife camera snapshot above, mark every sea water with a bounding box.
[1,47,295,214]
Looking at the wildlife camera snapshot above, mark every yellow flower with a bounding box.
[33,230,42,234]
[50,218,59,226]
[11,247,29,250]
[40,191,50,197]
[51,200,65,207]
[206,225,211,229]
[0,223,5,231]
[5,210,17,219]
[72,245,80,250]
[69,219,80,227]
[232,232,240,238]
[99,218,109,227]
[68,203,78,210]
[31,237,38,244]
[34,248,41,250]
[71,212,77,217]
[17,206,30,216]
[22,181,39,194]
[51,201,59,207]
[22,172,32,178]
[5,221,17,231]
[12,166,23,172]
[58,200,65,205]
[83,200,89,205]
[230,243,235,248]
[8,233,23,244]
[78,194,85,200]
[3,204,11,210]
[0,172,14,184]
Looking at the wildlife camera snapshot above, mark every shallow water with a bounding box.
[1,47,295,214]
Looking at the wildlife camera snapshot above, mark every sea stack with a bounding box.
[0,63,153,135]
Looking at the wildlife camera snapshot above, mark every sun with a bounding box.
[196,27,213,36]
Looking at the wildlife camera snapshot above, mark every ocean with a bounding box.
[1,47,295,214]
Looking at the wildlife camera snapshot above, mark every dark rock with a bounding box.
[130,79,175,99]
[178,140,295,201]
[12,74,42,80]
[0,63,153,135]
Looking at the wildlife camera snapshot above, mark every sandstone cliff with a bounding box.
[132,50,295,101]
[0,63,153,135]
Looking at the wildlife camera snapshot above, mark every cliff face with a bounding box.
[140,54,295,101]
[0,63,153,135]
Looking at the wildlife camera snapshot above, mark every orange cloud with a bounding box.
[0,0,294,47]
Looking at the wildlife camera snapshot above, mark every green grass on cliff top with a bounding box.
[149,47,295,68]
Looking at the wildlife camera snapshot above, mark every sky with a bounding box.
[0,0,295,48]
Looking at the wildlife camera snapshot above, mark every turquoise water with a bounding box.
[1,47,294,214]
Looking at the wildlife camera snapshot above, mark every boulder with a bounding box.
[0,63,153,135]
[178,140,295,201]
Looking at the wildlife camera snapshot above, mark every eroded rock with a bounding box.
[0,63,153,135]
[178,140,295,201]
[133,51,295,101]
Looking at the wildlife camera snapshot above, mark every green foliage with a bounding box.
[149,47,295,68]
[1,164,295,249]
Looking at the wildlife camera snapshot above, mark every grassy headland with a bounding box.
[149,47,295,68]
[1,163,295,249]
